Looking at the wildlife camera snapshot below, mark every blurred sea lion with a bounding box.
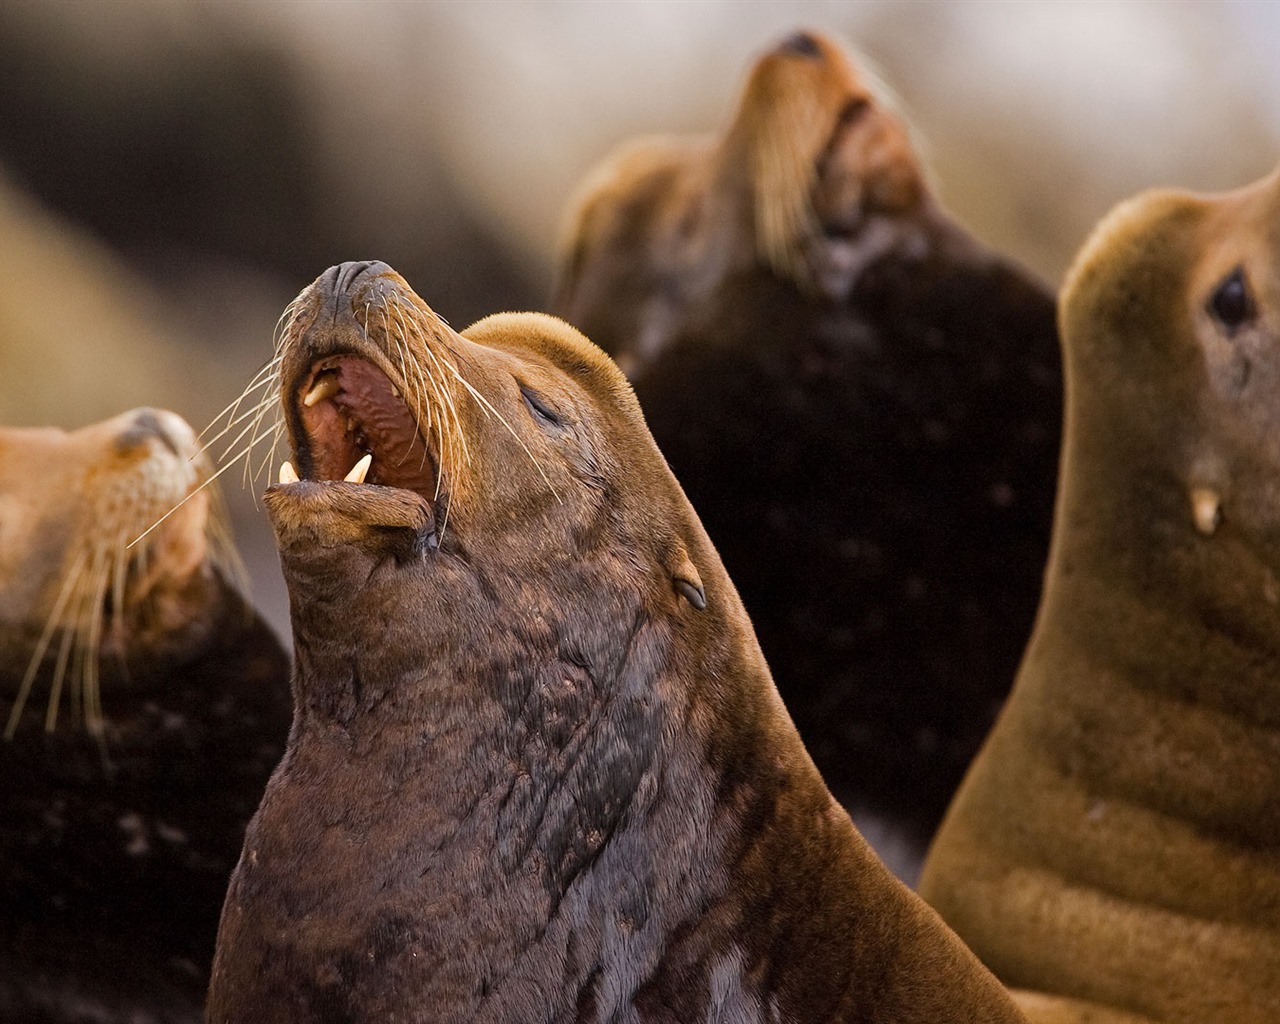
[206,261,1027,1023]
[918,170,1280,1022]
[554,29,1061,873]
[1,408,290,1023]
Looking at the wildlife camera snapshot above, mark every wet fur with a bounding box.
[919,171,1280,1022]
[553,31,1061,870]
[207,262,1026,1023]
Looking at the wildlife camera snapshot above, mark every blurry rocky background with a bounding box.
[1,0,1276,640]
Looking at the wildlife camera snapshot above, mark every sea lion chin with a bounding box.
[918,168,1280,1023]
[553,29,1061,876]
[0,407,291,1023]
[207,260,1028,1024]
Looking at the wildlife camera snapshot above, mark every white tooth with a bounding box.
[345,453,372,484]
[279,461,299,485]
[303,374,340,407]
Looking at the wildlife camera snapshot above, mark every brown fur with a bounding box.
[207,261,1026,1023]
[918,170,1280,1022]
[0,408,290,1023]
[553,30,1061,874]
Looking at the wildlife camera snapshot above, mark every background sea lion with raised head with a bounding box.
[0,408,290,1023]
[917,169,1280,1022]
[553,30,1062,875]
[206,260,1028,1023]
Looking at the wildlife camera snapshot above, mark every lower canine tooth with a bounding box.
[279,461,300,485]
[345,453,372,484]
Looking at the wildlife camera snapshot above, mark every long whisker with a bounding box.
[127,427,273,550]
[5,551,91,739]
[196,354,282,450]
[447,363,561,503]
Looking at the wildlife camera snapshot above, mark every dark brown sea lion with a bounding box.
[206,260,1028,1023]
[553,29,1062,874]
[917,170,1280,1022]
[0,408,290,1023]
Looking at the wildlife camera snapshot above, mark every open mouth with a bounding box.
[283,353,439,508]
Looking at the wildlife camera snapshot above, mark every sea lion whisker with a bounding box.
[198,375,281,459]
[407,317,470,470]
[247,419,285,496]
[128,433,269,550]
[73,546,114,737]
[447,366,560,503]
[42,608,79,734]
[386,300,450,478]
[389,328,422,470]
[212,390,278,466]
[5,550,92,739]
[198,355,282,449]
[42,539,110,735]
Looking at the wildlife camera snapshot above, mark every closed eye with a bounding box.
[520,385,563,428]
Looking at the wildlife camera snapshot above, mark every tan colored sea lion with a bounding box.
[206,260,1027,1023]
[0,408,290,1023]
[917,170,1280,1022]
[553,29,1061,876]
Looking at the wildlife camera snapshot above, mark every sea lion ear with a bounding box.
[671,545,707,611]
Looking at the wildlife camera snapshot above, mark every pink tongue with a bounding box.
[301,356,436,495]
[336,359,434,492]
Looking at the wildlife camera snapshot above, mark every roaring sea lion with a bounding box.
[0,408,290,1023]
[206,260,1027,1023]
[553,29,1061,873]
[917,170,1280,1022]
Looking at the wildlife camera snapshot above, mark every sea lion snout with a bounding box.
[314,259,393,315]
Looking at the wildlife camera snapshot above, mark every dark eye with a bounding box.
[520,386,562,427]
[1208,267,1256,332]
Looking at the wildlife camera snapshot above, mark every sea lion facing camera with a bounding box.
[206,260,1027,1023]
[917,171,1280,1022]
[0,408,290,1023]
[554,30,1061,872]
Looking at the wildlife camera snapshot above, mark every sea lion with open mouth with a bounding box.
[206,260,1027,1023]
[918,170,1280,1022]
[0,408,290,1023]
[554,30,1061,872]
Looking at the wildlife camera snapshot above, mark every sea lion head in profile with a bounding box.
[0,407,290,1022]
[1,409,232,734]
[554,29,1061,877]
[206,260,1028,1024]
[918,168,1280,1023]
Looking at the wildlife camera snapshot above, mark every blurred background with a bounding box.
[1,0,1277,639]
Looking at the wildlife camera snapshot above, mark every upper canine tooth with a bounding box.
[279,460,300,484]
[303,374,341,407]
[345,453,372,484]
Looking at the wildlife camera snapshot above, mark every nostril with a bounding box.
[777,31,822,59]
[117,408,180,456]
[319,261,391,299]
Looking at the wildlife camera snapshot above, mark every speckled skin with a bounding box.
[206,262,1027,1024]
